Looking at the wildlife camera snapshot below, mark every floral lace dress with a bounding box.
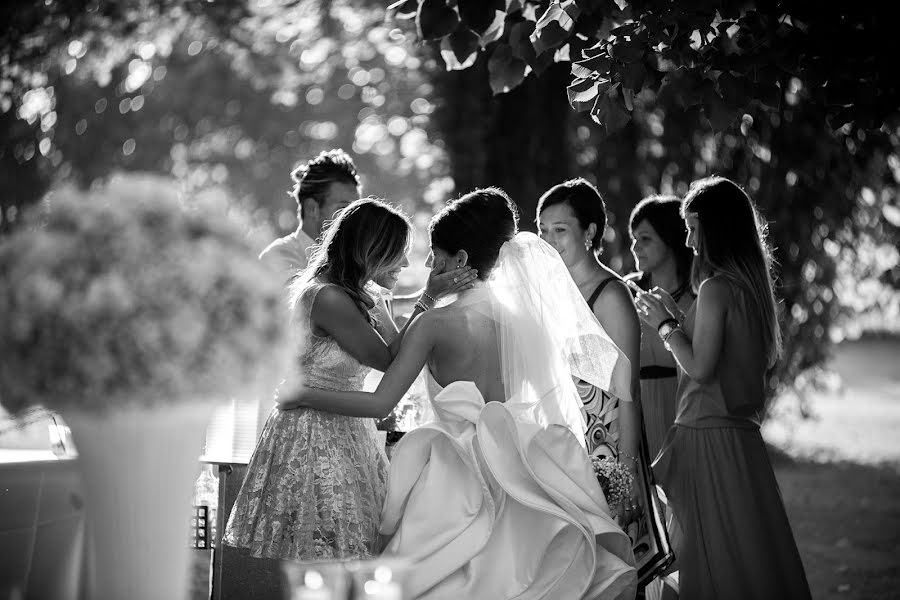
[222,281,389,560]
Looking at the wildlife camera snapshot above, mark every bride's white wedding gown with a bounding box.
[380,370,637,600]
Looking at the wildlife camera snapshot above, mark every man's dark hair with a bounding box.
[290,149,360,219]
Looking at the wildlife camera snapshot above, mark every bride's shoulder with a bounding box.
[413,304,467,334]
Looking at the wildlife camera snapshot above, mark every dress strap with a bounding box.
[587,276,620,309]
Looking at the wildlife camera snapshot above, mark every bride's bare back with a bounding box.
[425,300,506,404]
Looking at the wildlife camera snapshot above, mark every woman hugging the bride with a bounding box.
[280,187,638,600]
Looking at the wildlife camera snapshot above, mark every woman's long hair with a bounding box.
[292,197,411,320]
[683,176,782,366]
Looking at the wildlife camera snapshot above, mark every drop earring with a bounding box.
[584,238,592,252]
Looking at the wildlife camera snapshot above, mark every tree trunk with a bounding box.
[430,56,575,230]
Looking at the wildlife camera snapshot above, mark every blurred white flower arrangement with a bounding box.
[0,174,293,415]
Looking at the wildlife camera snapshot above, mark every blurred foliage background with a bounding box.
[1,0,898,406]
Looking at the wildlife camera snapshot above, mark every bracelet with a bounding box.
[662,325,683,351]
[422,291,437,304]
[657,319,679,343]
[663,326,682,344]
[414,300,430,312]
[417,293,436,309]
[618,451,639,465]
[656,318,678,333]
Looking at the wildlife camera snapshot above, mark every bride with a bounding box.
[280,188,637,599]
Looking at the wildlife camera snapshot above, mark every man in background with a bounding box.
[260,148,361,285]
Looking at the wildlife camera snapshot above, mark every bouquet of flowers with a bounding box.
[0,174,297,600]
[0,175,292,416]
[591,455,635,509]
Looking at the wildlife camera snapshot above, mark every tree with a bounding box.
[0,0,448,238]
[403,0,900,135]
[393,0,900,403]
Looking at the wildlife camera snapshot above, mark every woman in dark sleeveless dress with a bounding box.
[635,176,811,599]
[538,179,673,590]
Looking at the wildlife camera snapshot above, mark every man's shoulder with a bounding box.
[259,231,310,260]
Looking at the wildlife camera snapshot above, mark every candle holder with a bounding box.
[282,560,351,600]
[346,558,410,600]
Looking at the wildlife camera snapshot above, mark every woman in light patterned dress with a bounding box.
[223,198,475,564]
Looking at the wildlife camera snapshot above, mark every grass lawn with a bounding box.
[774,452,900,600]
[768,335,900,600]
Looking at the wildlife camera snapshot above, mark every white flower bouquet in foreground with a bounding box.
[0,175,294,600]
[0,175,290,415]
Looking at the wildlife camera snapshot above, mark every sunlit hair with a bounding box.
[629,194,693,288]
[289,149,360,219]
[535,178,607,253]
[682,176,782,366]
[429,187,519,279]
[292,198,411,320]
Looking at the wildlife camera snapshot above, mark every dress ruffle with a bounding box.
[381,381,636,600]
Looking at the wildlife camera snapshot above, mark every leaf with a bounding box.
[621,62,645,90]
[575,0,606,14]
[449,25,480,62]
[530,1,581,56]
[531,17,570,56]
[571,50,611,80]
[716,71,743,106]
[591,92,631,133]
[567,76,599,111]
[609,39,644,63]
[488,43,530,94]
[440,28,480,70]
[703,89,739,132]
[509,21,537,65]
[580,40,609,60]
[458,0,504,34]
[562,0,582,20]
[388,0,420,20]
[478,10,507,47]
[610,22,639,37]
[417,0,459,41]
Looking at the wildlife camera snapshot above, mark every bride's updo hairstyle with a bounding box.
[429,187,519,279]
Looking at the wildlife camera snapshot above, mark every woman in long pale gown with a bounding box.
[635,176,811,599]
[625,195,694,599]
[281,188,637,600]
[625,195,695,460]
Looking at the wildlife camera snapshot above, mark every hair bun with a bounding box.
[429,187,519,278]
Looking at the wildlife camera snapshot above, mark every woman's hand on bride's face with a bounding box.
[424,260,478,299]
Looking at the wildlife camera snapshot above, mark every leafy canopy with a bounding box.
[397,0,899,134]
